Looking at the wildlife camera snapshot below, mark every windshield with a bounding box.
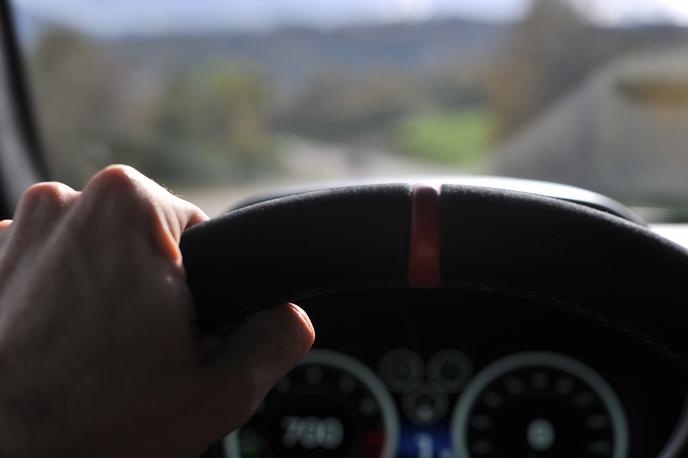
[8,0,688,219]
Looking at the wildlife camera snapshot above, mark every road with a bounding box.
[178,138,453,216]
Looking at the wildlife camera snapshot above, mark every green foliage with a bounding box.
[278,71,420,141]
[28,24,498,187]
[144,62,276,182]
[28,27,277,186]
[29,26,124,185]
[394,108,495,167]
[485,0,606,139]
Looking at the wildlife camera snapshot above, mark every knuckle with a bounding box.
[84,165,150,213]
[87,165,139,196]
[78,165,165,238]
[18,182,73,215]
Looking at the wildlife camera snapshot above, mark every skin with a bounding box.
[0,165,315,457]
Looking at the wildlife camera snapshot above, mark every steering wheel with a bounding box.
[179,182,688,457]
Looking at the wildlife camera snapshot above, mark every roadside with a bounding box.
[177,137,454,216]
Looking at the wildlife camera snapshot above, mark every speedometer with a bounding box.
[451,352,629,458]
[225,349,399,457]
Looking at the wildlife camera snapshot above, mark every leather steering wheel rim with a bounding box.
[179,183,688,370]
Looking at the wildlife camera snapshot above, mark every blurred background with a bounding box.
[9,0,688,218]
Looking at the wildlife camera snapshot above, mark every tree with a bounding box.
[486,0,592,139]
[29,26,125,185]
[278,70,419,142]
[148,62,274,177]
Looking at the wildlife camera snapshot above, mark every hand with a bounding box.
[0,165,314,457]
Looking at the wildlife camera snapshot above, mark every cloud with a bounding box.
[568,0,688,25]
[12,0,688,37]
[13,0,529,35]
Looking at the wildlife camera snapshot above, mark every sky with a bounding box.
[11,0,688,36]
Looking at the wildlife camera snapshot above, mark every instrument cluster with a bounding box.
[203,289,688,458]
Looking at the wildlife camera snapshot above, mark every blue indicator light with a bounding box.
[397,421,455,458]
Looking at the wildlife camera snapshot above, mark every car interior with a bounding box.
[2,1,688,457]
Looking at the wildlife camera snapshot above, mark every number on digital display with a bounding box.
[280,416,344,450]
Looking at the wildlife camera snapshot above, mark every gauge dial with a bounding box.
[225,349,399,458]
[451,352,629,458]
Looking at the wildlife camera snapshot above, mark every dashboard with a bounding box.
[184,178,688,458]
[199,290,687,458]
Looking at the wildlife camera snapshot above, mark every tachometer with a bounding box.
[225,349,399,457]
[451,352,629,458]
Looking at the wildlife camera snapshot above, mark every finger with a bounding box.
[10,182,80,244]
[76,165,209,264]
[199,303,315,432]
[0,219,13,249]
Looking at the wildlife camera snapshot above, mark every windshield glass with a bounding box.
[9,0,688,219]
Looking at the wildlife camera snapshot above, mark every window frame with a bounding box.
[0,0,46,218]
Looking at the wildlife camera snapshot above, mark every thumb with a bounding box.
[198,303,315,432]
